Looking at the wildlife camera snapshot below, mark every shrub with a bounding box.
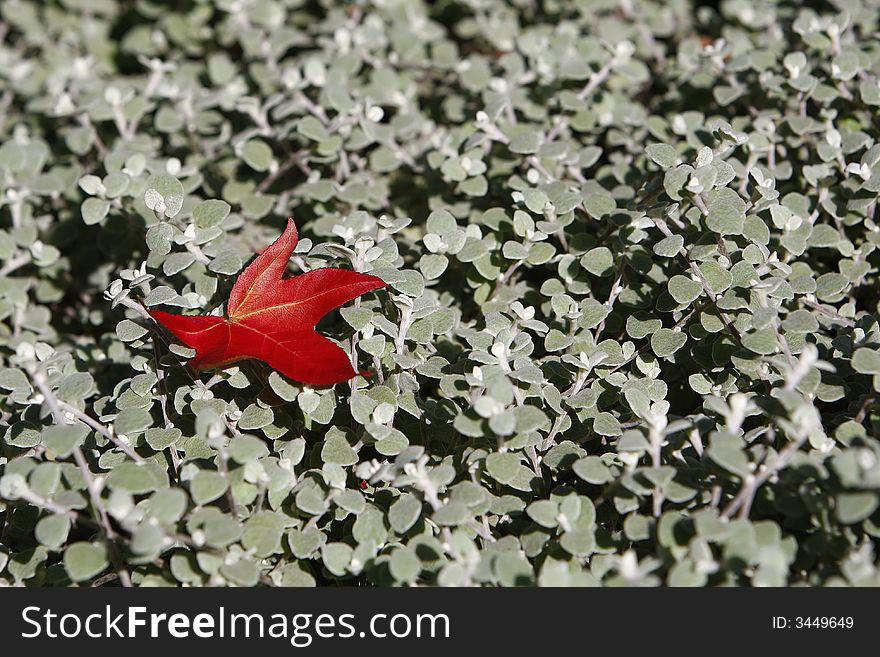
[1,0,879,587]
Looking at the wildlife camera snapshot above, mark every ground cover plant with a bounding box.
[0,0,879,587]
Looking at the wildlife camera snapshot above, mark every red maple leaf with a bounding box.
[150,218,386,385]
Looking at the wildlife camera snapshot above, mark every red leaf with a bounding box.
[150,218,386,385]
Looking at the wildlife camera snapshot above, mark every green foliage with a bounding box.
[1,0,880,587]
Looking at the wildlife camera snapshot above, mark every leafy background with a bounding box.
[1,0,879,587]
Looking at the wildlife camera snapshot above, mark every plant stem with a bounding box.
[56,399,145,464]
[25,363,132,587]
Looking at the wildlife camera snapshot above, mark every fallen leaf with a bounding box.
[150,218,385,385]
